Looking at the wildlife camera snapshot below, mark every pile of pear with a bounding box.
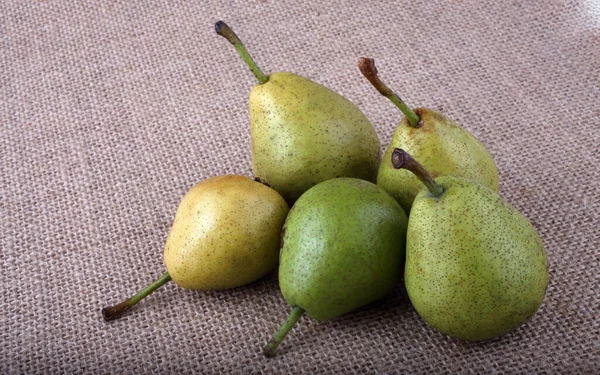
[101,21,548,359]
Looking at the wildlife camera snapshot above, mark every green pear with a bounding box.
[392,149,548,341]
[216,22,381,204]
[102,175,289,321]
[263,178,408,356]
[358,58,499,213]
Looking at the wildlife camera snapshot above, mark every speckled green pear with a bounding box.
[102,175,289,321]
[358,58,498,213]
[263,177,408,357]
[217,22,380,204]
[280,177,407,320]
[249,73,381,203]
[393,150,548,341]
[378,108,499,212]
[164,175,289,289]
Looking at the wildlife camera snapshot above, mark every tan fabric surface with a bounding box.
[2,1,599,373]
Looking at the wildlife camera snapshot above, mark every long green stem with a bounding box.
[358,57,420,128]
[102,271,172,321]
[215,21,268,84]
[263,306,305,357]
[391,149,444,197]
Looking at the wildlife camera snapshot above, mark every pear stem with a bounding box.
[215,21,268,84]
[102,271,172,321]
[358,57,420,128]
[263,306,305,357]
[391,149,444,197]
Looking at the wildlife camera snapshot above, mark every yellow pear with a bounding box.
[163,175,289,289]
[102,175,289,321]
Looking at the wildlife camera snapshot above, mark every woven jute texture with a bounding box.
[2,1,599,373]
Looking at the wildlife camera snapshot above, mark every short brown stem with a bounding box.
[391,149,444,197]
[253,177,271,187]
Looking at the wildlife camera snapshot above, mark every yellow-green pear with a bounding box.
[102,175,289,321]
[392,149,548,341]
[358,58,498,213]
[216,22,381,204]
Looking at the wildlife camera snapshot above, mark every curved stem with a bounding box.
[215,21,268,84]
[358,57,420,128]
[102,271,172,321]
[391,149,444,197]
[263,306,305,357]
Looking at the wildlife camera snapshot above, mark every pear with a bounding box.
[263,178,408,356]
[102,175,289,321]
[392,149,548,341]
[358,58,499,213]
[216,22,381,204]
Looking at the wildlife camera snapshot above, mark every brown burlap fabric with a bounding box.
[2,1,599,373]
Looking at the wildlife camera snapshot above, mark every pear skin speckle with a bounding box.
[377,108,499,213]
[249,72,381,204]
[163,175,289,290]
[405,176,549,341]
[279,178,408,321]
